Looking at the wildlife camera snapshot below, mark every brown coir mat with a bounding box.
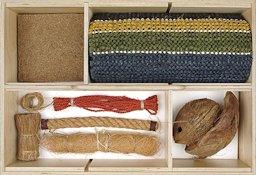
[18,14,84,82]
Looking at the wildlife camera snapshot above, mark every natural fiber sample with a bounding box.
[89,13,252,83]
[53,95,158,114]
[15,113,160,161]
[173,91,239,158]
[185,92,239,158]
[41,132,159,156]
[173,98,221,145]
[15,113,41,161]
[19,92,158,114]
[42,116,158,131]
[20,92,45,112]
[18,14,84,82]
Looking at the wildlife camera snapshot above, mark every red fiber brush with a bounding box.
[53,95,158,115]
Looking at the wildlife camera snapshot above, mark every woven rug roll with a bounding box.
[89,13,252,83]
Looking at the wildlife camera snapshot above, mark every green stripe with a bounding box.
[89,32,252,53]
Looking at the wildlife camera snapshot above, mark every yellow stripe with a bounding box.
[89,18,250,34]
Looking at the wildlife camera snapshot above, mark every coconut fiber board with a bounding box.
[18,14,84,82]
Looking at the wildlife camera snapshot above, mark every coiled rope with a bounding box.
[20,92,52,112]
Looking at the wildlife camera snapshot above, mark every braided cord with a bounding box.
[46,117,158,131]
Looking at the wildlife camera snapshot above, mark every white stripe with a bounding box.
[93,18,246,23]
[92,51,251,56]
[90,30,250,34]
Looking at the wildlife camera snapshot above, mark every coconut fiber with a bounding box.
[18,14,84,82]
[89,13,252,83]
[15,113,160,161]
[15,113,41,161]
[41,132,159,156]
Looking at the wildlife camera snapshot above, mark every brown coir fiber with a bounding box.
[20,92,45,112]
[15,113,41,161]
[185,91,239,158]
[18,14,84,82]
[43,116,158,131]
[173,98,221,145]
[41,132,159,156]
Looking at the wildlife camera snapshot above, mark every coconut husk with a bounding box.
[185,91,239,158]
[173,98,221,145]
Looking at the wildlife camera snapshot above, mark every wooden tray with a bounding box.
[0,0,255,174]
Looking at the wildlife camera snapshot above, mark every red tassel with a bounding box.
[53,95,158,115]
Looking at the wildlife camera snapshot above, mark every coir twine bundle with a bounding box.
[15,113,160,161]
[15,113,41,161]
[41,132,159,156]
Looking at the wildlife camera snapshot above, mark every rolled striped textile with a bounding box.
[89,13,252,83]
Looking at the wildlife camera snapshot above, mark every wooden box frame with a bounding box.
[0,0,255,174]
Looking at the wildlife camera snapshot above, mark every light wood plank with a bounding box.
[5,159,88,172]
[172,84,252,91]
[3,91,18,167]
[239,92,253,168]
[248,2,256,174]
[84,3,93,84]
[0,1,4,174]
[2,172,174,175]
[7,7,84,13]
[4,7,17,83]
[4,0,84,3]
[88,159,168,172]
[173,159,251,172]
[6,2,84,8]
[6,82,85,86]
[167,90,172,171]
[171,2,250,13]
[4,83,253,91]
[88,0,168,13]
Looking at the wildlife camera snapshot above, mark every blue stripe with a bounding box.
[90,53,252,83]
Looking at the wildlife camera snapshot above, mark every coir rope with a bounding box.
[41,116,158,131]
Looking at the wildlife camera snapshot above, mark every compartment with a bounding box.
[3,90,170,172]
[3,4,85,84]
[85,2,169,85]
[86,2,254,84]
[171,90,253,172]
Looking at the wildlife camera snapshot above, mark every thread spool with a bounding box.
[15,113,41,161]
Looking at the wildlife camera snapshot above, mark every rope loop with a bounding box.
[20,92,44,112]
[20,92,53,112]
